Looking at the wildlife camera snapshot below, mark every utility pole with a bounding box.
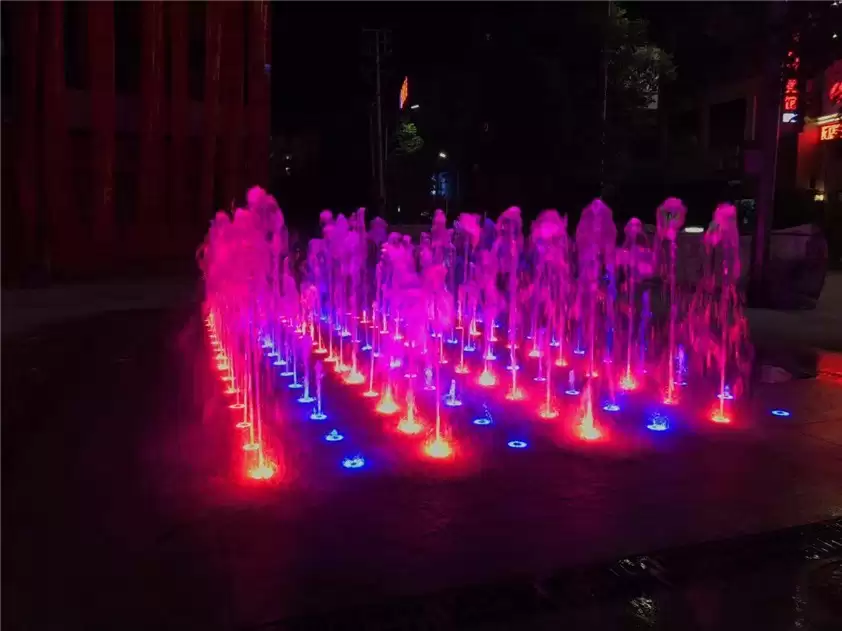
[600,1,613,197]
[748,1,787,306]
[363,28,390,216]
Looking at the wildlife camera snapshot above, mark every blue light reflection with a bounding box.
[342,455,365,469]
[324,429,344,442]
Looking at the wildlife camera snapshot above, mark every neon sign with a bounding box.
[783,77,798,116]
[399,76,409,110]
[820,123,841,141]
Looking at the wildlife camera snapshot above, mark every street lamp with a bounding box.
[438,151,448,159]
[410,104,420,110]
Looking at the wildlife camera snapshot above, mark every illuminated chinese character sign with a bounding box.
[399,76,409,110]
[820,123,841,142]
[782,76,799,124]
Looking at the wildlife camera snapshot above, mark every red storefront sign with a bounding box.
[820,123,841,141]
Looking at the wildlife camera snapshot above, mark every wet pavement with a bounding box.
[3,296,842,630]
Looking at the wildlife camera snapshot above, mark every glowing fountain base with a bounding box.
[711,410,731,424]
[454,364,470,375]
[310,411,328,421]
[478,370,497,387]
[620,373,638,391]
[344,370,366,385]
[247,462,276,480]
[342,455,365,469]
[444,397,463,407]
[647,413,670,431]
[297,395,316,403]
[602,403,620,412]
[397,417,424,435]
[229,402,245,410]
[289,382,303,389]
[324,429,344,442]
[506,388,526,401]
[473,417,492,426]
[424,438,453,459]
[235,420,251,429]
[363,389,379,398]
[376,393,400,415]
[280,370,294,377]
[539,407,559,419]
[243,442,260,451]
[578,424,603,441]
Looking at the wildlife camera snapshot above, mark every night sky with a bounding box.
[267,2,831,227]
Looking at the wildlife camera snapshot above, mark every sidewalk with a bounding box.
[748,271,842,354]
[1,276,199,338]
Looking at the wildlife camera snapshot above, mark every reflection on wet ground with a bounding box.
[3,307,842,630]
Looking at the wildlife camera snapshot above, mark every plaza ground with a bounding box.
[2,274,841,630]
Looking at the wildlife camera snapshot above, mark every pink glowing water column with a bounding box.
[690,203,753,422]
[655,198,686,404]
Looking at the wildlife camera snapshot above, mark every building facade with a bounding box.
[1,1,271,283]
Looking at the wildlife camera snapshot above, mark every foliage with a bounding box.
[395,121,424,156]
[606,5,676,112]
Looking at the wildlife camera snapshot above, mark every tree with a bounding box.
[606,5,676,112]
[601,4,676,197]
[394,120,424,156]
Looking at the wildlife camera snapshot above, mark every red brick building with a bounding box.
[1,1,271,283]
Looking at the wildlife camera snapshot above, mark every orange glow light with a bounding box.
[344,369,365,384]
[397,415,424,435]
[821,123,841,142]
[478,369,497,387]
[620,372,638,391]
[376,385,400,414]
[554,358,568,367]
[424,437,453,459]
[578,423,603,441]
[711,409,731,424]
[247,461,276,480]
